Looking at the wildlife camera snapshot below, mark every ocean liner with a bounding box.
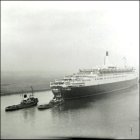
[50,51,138,100]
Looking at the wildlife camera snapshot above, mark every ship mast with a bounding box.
[30,86,34,96]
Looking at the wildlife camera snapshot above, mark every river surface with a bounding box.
[1,84,139,139]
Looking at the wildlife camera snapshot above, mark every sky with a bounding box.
[1,1,139,73]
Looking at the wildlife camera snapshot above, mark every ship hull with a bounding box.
[54,78,138,100]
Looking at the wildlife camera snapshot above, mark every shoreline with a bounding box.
[0,88,51,96]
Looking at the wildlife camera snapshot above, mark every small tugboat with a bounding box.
[37,103,53,110]
[5,86,39,111]
[49,97,64,107]
[38,96,64,110]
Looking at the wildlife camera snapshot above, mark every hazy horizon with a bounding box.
[1,1,139,73]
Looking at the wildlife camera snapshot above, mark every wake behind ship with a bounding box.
[50,51,138,100]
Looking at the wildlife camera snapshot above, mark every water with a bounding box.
[1,84,139,139]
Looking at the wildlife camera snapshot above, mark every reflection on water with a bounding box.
[1,84,139,139]
[22,107,37,126]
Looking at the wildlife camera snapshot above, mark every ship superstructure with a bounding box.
[50,51,138,100]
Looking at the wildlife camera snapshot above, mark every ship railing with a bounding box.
[50,82,62,86]
[63,78,72,81]
[70,83,85,87]
[50,81,71,87]
[70,80,85,86]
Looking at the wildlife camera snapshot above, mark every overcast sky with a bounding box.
[1,1,139,73]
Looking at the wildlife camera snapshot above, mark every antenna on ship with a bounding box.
[30,86,34,96]
[21,90,24,97]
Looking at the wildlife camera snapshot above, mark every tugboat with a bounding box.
[37,103,53,110]
[38,95,64,110]
[49,97,64,107]
[5,86,39,111]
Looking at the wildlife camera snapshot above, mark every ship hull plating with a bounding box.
[52,78,138,100]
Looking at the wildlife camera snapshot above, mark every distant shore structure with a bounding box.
[50,51,138,100]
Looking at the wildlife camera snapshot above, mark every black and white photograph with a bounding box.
[1,1,139,139]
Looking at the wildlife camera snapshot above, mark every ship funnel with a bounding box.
[106,51,109,56]
[104,51,112,67]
